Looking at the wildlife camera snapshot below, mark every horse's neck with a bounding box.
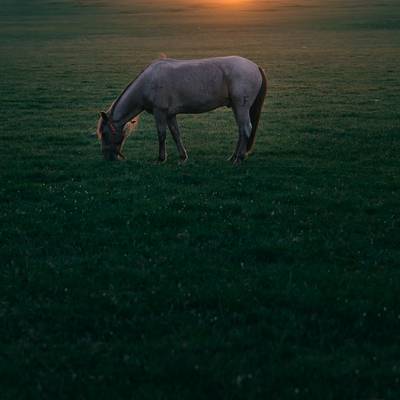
[110,80,143,125]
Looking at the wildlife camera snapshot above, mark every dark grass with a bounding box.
[1,0,400,399]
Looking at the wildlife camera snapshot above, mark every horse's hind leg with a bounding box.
[154,109,168,163]
[167,115,188,163]
[232,106,252,165]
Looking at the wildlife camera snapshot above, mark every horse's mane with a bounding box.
[96,115,104,139]
[126,117,140,135]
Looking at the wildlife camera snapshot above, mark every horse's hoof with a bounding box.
[178,157,188,165]
[154,158,167,164]
[232,157,244,166]
[227,154,237,162]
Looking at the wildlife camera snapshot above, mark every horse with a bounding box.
[96,56,267,164]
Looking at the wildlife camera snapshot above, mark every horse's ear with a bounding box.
[100,111,108,122]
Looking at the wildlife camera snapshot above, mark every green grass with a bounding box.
[1,0,400,398]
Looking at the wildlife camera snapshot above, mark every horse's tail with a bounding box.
[247,66,267,154]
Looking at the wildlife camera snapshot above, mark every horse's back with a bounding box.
[149,56,259,76]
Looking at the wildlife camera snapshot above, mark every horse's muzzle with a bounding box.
[102,148,118,161]
[102,147,126,161]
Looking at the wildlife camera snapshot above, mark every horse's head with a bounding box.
[97,112,125,161]
[97,112,138,161]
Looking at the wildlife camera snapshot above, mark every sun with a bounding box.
[209,0,251,8]
[216,0,248,3]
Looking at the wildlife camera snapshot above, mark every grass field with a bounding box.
[1,0,400,398]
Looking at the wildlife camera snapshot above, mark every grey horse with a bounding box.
[96,56,267,164]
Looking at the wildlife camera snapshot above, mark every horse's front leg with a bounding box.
[228,141,240,162]
[167,115,188,164]
[154,109,168,163]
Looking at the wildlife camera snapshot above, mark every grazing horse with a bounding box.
[96,56,267,164]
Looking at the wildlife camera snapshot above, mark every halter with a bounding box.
[109,121,117,134]
[102,117,126,159]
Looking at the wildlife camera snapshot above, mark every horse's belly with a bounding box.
[177,99,228,114]
[173,86,230,114]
